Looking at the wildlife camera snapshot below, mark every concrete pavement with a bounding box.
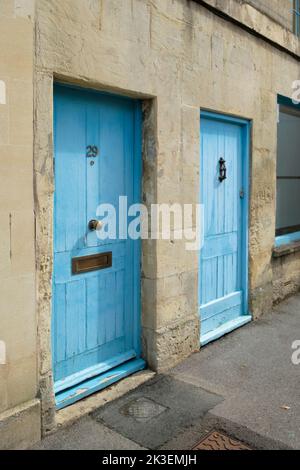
[33,294,300,450]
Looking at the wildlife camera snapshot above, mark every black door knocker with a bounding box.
[219,157,227,182]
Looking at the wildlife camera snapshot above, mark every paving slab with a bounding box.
[169,295,300,449]
[93,375,223,449]
[32,416,145,450]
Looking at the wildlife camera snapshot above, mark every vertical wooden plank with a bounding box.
[203,258,218,304]
[53,283,66,365]
[66,280,86,359]
[217,122,225,301]
[233,253,238,292]
[86,276,106,349]
[104,272,117,344]
[100,96,126,218]
[86,98,101,248]
[132,101,142,355]
[237,128,244,292]
[123,102,135,351]
[116,270,125,339]
[217,256,224,298]
[54,87,86,253]
[217,122,225,236]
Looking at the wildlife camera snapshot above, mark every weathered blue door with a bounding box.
[199,112,251,345]
[52,85,145,408]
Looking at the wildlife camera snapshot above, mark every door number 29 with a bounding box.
[86,145,99,158]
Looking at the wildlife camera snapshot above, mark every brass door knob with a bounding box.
[88,219,103,231]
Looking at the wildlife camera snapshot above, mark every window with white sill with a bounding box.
[276,97,300,247]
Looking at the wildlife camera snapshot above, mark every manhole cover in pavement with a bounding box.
[193,431,251,450]
[119,397,167,423]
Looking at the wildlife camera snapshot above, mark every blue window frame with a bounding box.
[293,0,300,36]
[276,96,300,247]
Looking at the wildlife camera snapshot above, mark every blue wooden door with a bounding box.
[52,85,144,408]
[199,112,251,345]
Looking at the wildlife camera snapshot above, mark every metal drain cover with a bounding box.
[193,431,251,450]
[119,397,167,423]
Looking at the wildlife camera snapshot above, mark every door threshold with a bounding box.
[200,315,252,347]
[54,350,136,394]
[55,358,146,410]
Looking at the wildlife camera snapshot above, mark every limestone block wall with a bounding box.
[33,0,300,433]
[246,0,294,31]
[273,250,300,304]
[0,0,40,449]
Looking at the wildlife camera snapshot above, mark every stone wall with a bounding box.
[0,0,40,449]
[0,0,300,445]
[33,0,300,433]
[246,0,293,31]
[273,251,300,304]
[197,0,300,56]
